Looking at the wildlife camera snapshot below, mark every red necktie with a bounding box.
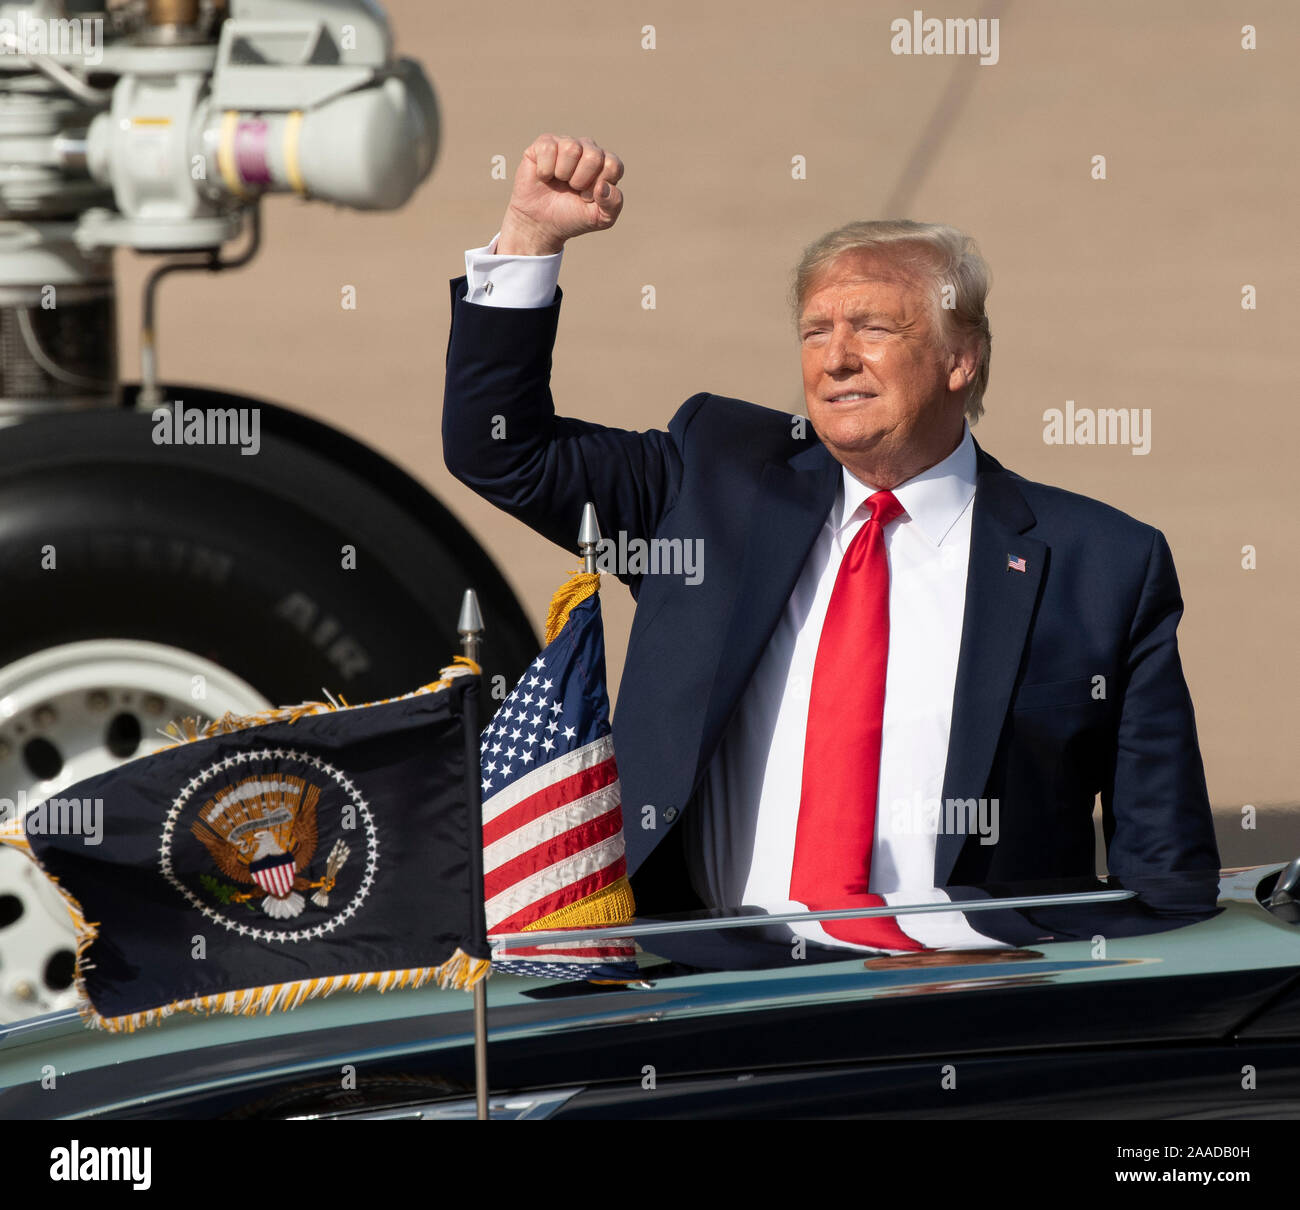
[790,489,924,950]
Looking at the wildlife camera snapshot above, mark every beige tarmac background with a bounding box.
[116,1,1298,863]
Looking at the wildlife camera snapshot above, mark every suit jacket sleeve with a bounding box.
[1101,529,1220,876]
[442,275,703,591]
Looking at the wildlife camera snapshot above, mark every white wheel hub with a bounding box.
[0,640,270,1022]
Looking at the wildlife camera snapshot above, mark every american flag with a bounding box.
[480,578,637,980]
[1006,553,1027,573]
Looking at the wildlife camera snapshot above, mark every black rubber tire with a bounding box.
[0,385,538,706]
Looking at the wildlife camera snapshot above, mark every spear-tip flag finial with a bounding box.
[579,502,601,574]
[458,588,483,662]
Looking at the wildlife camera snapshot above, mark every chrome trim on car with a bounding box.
[291,1086,585,1120]
[490,889,1137,950]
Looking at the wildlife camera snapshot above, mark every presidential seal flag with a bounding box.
[0,662,489,1031]
[482,571,638,980]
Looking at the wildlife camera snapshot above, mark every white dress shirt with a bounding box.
[464,233,1004,952]
[686,440,1009,951]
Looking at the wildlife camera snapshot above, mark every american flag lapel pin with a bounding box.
[1006,553,1027,573]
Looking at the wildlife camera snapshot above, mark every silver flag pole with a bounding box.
[458,588,489,1122]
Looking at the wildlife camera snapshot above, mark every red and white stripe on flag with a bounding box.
[482,734,625,935]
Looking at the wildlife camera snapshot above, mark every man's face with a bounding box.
[799,248,972,484]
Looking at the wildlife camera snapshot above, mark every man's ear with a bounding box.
[947,339,980,394]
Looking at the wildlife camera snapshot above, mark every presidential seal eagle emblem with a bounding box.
[190,775,349,919]
[160,747,379,943]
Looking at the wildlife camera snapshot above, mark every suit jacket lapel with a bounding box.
[935,442,1047,886]
[697,442,839,768]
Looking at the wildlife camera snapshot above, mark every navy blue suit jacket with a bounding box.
[443,276,1220,908]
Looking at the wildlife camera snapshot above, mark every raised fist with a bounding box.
[497,133,624,256]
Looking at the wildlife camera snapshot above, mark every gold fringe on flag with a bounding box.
[73,951,493,1034]
[524,874,637,932]
[152,656,481,752]
[0,659,491,1032]
[544,570,601,645]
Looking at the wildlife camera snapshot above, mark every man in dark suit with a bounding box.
[443,133,1219,951]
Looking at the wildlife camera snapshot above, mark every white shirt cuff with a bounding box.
[463,231,562,308]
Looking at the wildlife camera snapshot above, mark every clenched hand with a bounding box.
[496,133,624,256]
